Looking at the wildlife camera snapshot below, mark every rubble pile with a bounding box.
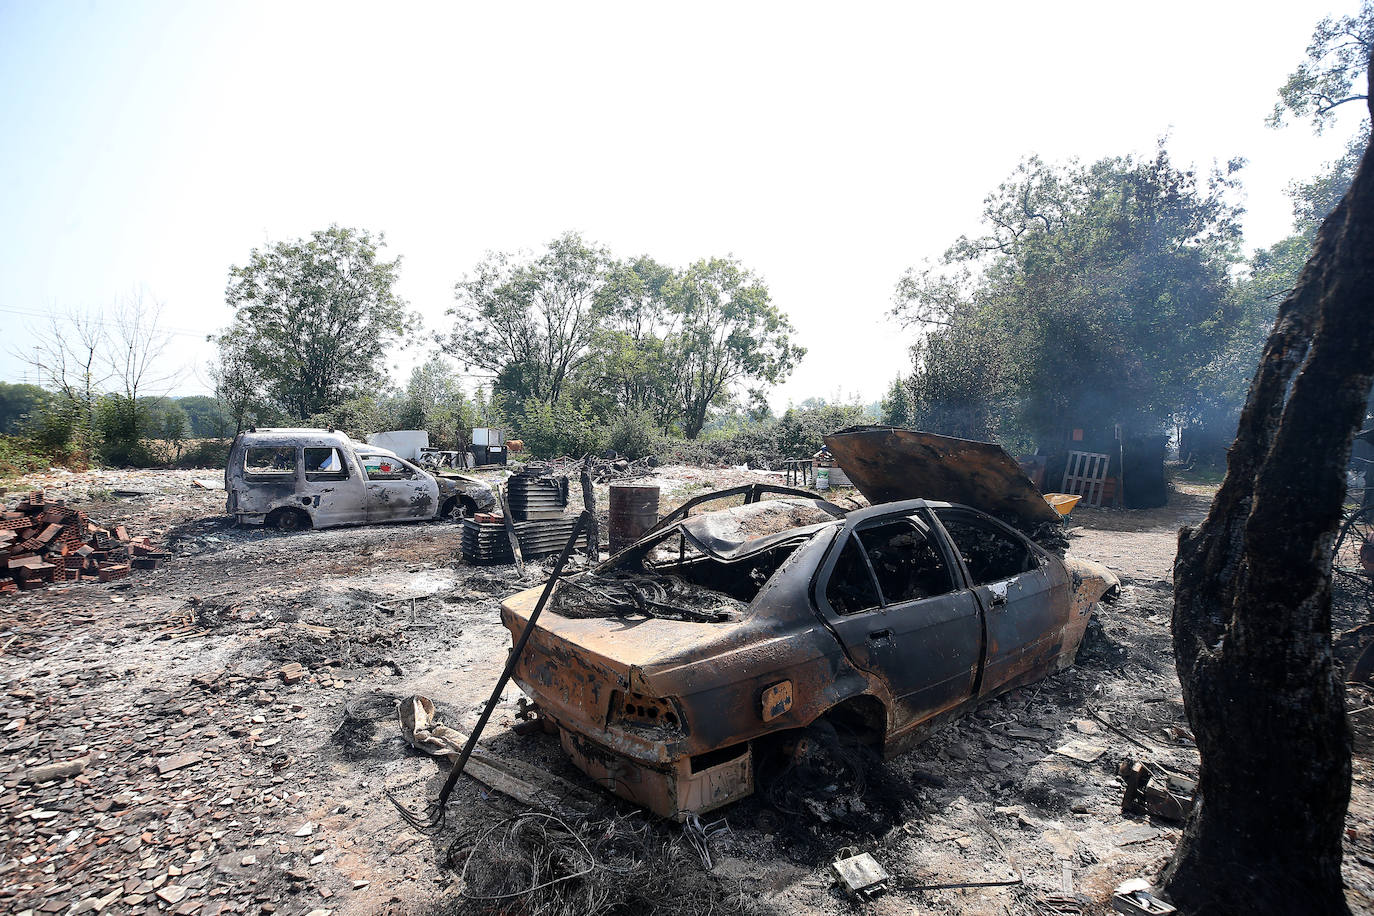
[0,490,163,593]
[548,454,658,483]
[0,657,350,914]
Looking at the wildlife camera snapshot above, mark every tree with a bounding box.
[176,395,233,438]
[590,256,684,433]
[210,328,272,434]
[907,323,1009,441]
[0,383,51,435]
[16,309,109,453]
[1162,73,1374,912]
[396,355,476,449]
[100,296,182,465]
[893,146,1242,446]
[448,232,611,409]
[220,226,416,421]
[672,257,803,439]
[1270,1,1374,133]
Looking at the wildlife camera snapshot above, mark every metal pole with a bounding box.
[432,511,588,811]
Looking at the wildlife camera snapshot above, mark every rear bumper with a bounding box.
[555,719,753,820]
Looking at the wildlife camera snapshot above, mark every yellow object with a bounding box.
[1045,493,1082,516]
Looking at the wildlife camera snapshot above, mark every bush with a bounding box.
[518,398,605,459]
[0,435,86,477]
[656,425,780,468]
[171,438,233,469]
[652,404,872,469]
[606,410,658,459]
[775,404,871,458]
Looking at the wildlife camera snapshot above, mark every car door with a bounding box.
[301,445,367,526]
[359,453,438,523]
[932,507,1070,695]
[816,513,982,723]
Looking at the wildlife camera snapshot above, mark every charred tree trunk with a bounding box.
[1162,77,1374,914]
[580,457,599,564]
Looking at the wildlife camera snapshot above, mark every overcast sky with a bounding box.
[0,0,1364,409]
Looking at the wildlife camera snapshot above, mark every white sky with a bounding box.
[0,0,1365,410]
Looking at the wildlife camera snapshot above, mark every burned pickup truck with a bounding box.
[500,428,1119,819]
[226,428,495,531]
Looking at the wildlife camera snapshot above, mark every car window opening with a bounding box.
[361,454,415,481]
[304,447,348,481]
[858,519,954,604]
[827,537,882,614]
[827,519,954,614]
[244,446,295,477]
[937,510,1037,585]
[551,529,806,622]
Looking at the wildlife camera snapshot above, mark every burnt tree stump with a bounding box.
[1162,70,1374,915]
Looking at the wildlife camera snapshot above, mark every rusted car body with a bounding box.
[225,428,495,531]
[500,427,1119,819]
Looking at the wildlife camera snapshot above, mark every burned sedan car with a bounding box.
[501,428,1119,819]
[226,428,495,531]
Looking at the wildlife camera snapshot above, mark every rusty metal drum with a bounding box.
[608,483,660,553]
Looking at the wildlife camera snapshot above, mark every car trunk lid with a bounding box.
[500,585,748,725]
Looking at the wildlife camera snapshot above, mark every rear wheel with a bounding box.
[759,719,869,819]
[269,508,310,532]
[439,496,477,520]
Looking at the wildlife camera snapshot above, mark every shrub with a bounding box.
[518,398,605,459]
[173,438,233,469]
[652,404,872,468]
[0,435,87,477]
[606,410,657,459]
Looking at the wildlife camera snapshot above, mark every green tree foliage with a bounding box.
[450,232,610,407]
[211,329,275,433]
[448,236,802,442]
[176,395,233,438]
[219,226,416,421]
[96,395,153,467]
[605,409,658,459]
[879,378,915,428]
[0,383,50,434]
[590,256,683,432]
[775,403,869,458]
[893,146,1243,445]
[395,356,477,450]
[1270,1,1374,133]
[516,396,604,459]
[907,323,1010,441]
[673,258,803,439]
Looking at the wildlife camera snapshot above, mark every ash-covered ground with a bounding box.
[2,467,1372,915]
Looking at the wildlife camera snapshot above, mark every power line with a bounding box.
[0,305,213,339]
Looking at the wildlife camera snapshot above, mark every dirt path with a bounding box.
[1,469,1371,915]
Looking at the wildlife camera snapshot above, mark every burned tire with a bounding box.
[439,497,477,520]
[760,720,867,820]
[268,508,310,532]
[755,713,914,842]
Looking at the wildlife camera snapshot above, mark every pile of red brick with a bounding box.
[0,490,164,593]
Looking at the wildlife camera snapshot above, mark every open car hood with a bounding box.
[824,426,1062,536]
